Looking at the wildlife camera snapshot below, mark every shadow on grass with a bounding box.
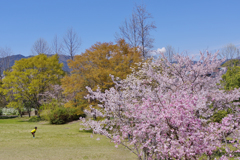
[79,129,93,133]
[0,115,18,119]
[17,120,31,122]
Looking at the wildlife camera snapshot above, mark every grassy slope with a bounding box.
[0,117,136,160]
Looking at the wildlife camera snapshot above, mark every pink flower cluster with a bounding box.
[82,52,240,159]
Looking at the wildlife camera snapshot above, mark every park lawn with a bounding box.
[0,117,136,160]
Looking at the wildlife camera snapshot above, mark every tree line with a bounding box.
[0,3,158,116]
[1,3,240,159]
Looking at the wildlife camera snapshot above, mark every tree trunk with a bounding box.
[143,148,148,160]
[37,110,40,117]
[35,102,41,117]
[93,114,96,120]
[18,108,22,117]
[28,110,31,117]
[207,155,211,160]
[128,133,131,142]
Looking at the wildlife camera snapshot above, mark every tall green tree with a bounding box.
[222,59,240,68]
[221,65,240,91]
[0,54,65,116]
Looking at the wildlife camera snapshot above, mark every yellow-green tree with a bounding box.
[61,39,142,110]
[1,54,65,115]
[222,59,240,68]
[0,80,7,108]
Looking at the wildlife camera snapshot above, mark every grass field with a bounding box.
[0,117,136,160]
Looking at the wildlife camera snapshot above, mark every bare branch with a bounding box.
[164,45,176,63]
[119,13,140,48]
[63,28,81,60]
[118,3,156,58]
[31,38,51,55]
[219,43,239,60]
[135,4,156,58]
[52,35,63,55]
[0,47,12,79]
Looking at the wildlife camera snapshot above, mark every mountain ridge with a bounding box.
[1,54,236,74]
[1,54,71,73]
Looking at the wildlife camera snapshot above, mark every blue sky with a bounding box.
[0,0,240,57]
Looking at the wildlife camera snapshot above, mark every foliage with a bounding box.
[0,94,7,108]
[61,39,142,110]
[38,109,51,121]
[221,65,240,91]
[5,100,24,116]
[40,99,61,112]
[212,109,231,123]
[82,52,240,159]
[39,97,85,122]
[28,116,42,122]
[0,108,2,115]
[39,99,65,122]
[49,107,85,124]
[215,65,240,126]
[1,54,65,114]
[0,81,7,108]
[222,59,240,68]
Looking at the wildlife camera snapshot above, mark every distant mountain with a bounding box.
[9,54,30,67]
[57,54,71,72]
[1,54,71,73]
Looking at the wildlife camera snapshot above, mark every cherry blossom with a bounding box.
[81,52,240,159]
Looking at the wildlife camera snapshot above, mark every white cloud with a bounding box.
[149,47,166,56]
[157,47,166,53]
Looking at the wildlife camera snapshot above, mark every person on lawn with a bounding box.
[31,127,37,138]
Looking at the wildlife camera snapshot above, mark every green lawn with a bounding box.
[0,117,136,160]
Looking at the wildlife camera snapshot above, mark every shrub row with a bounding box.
[28,116,43,122]
[49,107,86,124]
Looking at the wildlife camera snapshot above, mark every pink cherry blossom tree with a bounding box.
[81,52,240,159]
